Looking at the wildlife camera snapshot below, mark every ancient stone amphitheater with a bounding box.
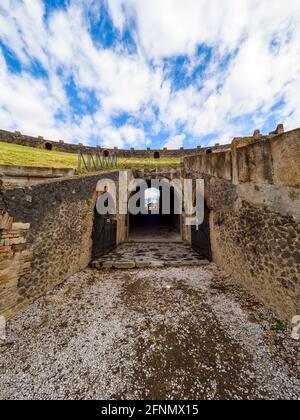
[0,124,299,400]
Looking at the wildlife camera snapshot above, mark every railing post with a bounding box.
[77,150,81,172]
[91,154,97,170]
[87,154,92,171]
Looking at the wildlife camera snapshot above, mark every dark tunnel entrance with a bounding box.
[92,193,117,259]
[129,183,181,242]
[45,142,53,151]
[191,201,212,260]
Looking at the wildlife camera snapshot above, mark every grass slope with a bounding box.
[0,141,181,170]
[0,141,77,168]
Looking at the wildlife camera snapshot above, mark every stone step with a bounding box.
[90,259,210,270]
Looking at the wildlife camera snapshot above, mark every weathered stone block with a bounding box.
[0,213,13,230]
[9,237,27,246]
[114,262,136,269]
[194,260,210,266]
[102,261,113,269]
[135,261,150,268]
[12,223,30,230]
[149,261,165,268]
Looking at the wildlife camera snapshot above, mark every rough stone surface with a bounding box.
[92,242,208,270]
[0,266,298,400]
[0,172,119,318]
[102,262,114,269]
[184,128,300,321]
[210,201,300,319]
[113,262,136,269]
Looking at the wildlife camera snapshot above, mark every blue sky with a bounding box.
[0,0,299,149]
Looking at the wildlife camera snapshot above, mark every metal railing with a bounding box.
[77,151,118,172]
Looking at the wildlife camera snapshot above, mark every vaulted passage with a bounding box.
[129,184,181,242]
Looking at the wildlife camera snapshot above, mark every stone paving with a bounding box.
[128,224,182,243]
[91,242,210,270]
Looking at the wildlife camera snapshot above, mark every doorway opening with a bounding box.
[191,201,212,260]
[45,142,53,151]
[92,193,117,258]
[153,151,160,159]
[129,183,181,242]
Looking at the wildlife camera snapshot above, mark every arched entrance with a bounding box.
[128,181,181,242]
[45,142,53,151]
[153,151,160,159]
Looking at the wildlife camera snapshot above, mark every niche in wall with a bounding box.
[44,142,53,151]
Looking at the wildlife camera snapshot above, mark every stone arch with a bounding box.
[44,142,53,151]
[103,150,110,158]
[206,149,212,154]
[154,151,160,159]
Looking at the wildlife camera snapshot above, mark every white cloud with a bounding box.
[100,124,145,148]
[106,0,125,31]
[164,134,186,149]
[0,0,299,148]
[108,0,300,143]
[0,0,48,66]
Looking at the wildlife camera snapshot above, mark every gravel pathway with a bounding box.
[0,265,299,400]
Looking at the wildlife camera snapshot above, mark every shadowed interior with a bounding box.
[129,184,181,242]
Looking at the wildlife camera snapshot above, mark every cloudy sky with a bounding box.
[0,0,299,149]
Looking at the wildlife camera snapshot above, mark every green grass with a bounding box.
[0,141,78,168]
[0,141,181,171]
[272,321,286,332]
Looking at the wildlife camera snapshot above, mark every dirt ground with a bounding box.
[0,264,299,400]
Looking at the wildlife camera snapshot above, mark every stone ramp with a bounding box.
[90,242,210,270]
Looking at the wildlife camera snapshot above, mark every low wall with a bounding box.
[0,171,120,319]
[0,165,75,187]
[0,130,95,154]
[183,151,232,181]
[184,128,300,321]
[0,128,230,158]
